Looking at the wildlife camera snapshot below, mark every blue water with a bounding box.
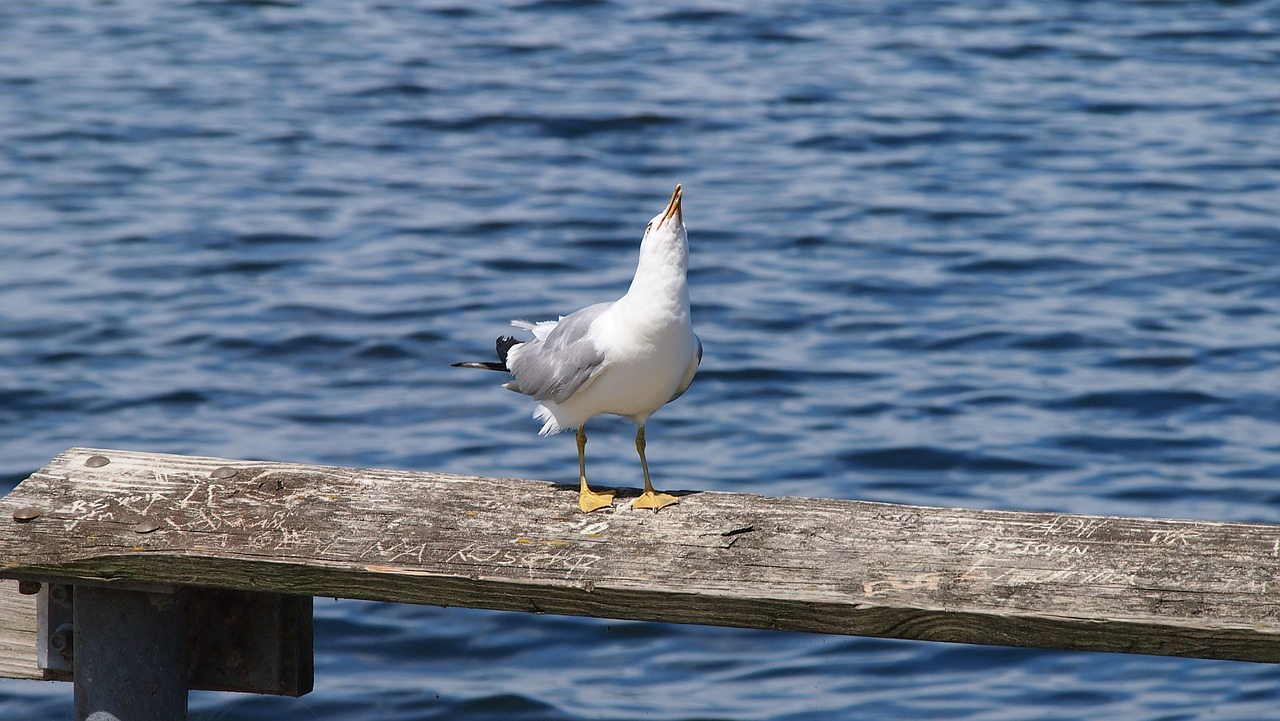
[3,0,1280,718]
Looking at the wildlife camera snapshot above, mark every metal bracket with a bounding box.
[35,583,74,678]
[187,588,313,696]
[33,582,312,697]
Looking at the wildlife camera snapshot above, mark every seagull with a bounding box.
[453,184,701,513]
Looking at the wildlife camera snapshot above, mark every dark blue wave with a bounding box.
[1043,390,1222,417]
[840,446,1070,474]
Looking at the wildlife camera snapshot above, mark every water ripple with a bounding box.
[4,0,1280,719]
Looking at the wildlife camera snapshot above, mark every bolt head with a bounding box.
[49,585,73,605]
[50,624,74,659]
[12,507,40,522]
[84,455,110,468]
[211,466,238,479]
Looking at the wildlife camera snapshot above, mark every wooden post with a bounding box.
[73,586,188,721]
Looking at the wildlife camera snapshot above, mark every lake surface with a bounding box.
[3,1,1280,719]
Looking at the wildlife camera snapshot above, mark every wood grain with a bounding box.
[2,447,1279,665]
[0,580,41,680]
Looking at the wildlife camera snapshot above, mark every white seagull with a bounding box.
[454,184,701,513]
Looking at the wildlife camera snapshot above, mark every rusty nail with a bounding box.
[12,507,40,522]
[17,580,41,595]
[84,455,110,468]
[133,519,161,534]
[210,466,238,479]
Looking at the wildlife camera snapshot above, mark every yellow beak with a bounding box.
[656,184,682,231]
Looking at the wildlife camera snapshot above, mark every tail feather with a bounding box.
[452,335,522,372]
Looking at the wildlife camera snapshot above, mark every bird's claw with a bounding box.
[579,488,615,513]
[632,491,679,512]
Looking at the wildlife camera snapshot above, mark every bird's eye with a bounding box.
[645,222,653,234]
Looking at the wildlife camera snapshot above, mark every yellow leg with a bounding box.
[577,426,614,513]
[631,425,678,511]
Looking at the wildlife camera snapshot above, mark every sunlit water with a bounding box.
[3,1,1280,719]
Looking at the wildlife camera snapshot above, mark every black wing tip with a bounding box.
[452,361,509,371]
[496,335,520,365]
[453,335,522,372]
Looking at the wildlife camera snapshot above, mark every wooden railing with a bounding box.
[2,448,1278,719]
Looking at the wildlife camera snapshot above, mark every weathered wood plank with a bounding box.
[1,447,1279,663]
[0,580,42,680]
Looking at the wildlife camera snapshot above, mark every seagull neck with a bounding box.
[621,231,690,316]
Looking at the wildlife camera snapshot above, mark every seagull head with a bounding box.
[629,183,691,297]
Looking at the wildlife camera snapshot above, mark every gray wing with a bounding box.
[669,334,702,403]
[507,302,611,404]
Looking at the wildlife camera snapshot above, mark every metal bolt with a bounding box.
[50,584,73,605]
[223,649,245,669]
[12,507,40,522]
[133,519,161,534]
[210,466,238,479]
[17,580,41,595]
[84,455,110,468]
[50,623,74,661]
